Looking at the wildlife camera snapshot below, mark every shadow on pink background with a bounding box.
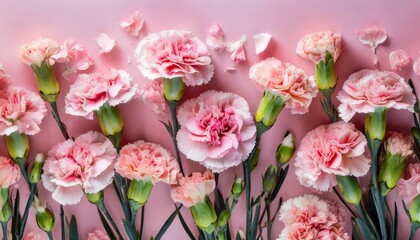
[0,0,419,239]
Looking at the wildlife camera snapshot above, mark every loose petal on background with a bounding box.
[356,26,387,65]
[226,34,247,63]
[389,49,410,71]
[96,33,116,54]
[120,11,144,37]
[413,56,420,75]
[253,33,271,54]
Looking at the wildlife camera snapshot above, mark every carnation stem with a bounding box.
[97,201,124,240]
[60,205,65,240]
[355,202,380,239]
[50,101,70,140]
[47,231,53,240]
[140,206,145,240]
[19,183,36,237]
[168,101,184,174]
[332,187,357,217]
[2,221,7,240]
[409,223,418,240]
[265,197,272,240]
[320,90,338,123]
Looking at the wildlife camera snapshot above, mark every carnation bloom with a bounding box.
[170,170,215,207]
[0,63,9,88]
[226,34,247,63]
[296,31,343,64]
[135,30,214,86]
[295,121,370,191]
[397,163,420,204]
[23,232,47,240]
[87,229,110,240]
[115,140,180,184]
[0,87,47,136]
[356,26,387,54]
[389,50,411,71]
[337,69,415,122]
[384,131,413,157]
[138,79,166,114]
[18,38,68,67]
[62,40,93,78]
[249,58,318,114]
[0,156,21,188]
[278,194,349,240]
[65,68,138,119]
[176,90,256,173]
[42,131,117,205]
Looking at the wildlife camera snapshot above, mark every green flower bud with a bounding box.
[365,107,386,140]
[190,196,217,233]
[33,196,55,232]
[163,77,185,102]
[95,103,123,147]
[5,131,29,164]
[263,165,279,192]
[217,234,225,240]
[231,178,244,200]
[217,209,231,228]
[275,132,295,165]
[255,91,286,128]
[0,188,12,222]
[86,190,103,205]
[336,175,362,204]
[128,179,153,211]
[31,61,60,103]
[409,194,420,223]
[378,152,407,195]
[411,127,420,140]
[30,153,46,183]
[315,52,337,91]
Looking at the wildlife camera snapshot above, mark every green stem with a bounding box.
[130,204,137,227]
[50,101,70,140]
[19,183,36,237]
[60,205,65,240]
[409,227,417,240]
[2,222,7,240]
[140,206,145,240]
[323,93,338,123]
[355,202,379,239]
[168,101,184,174]
[113,175,131,222]
[97,203,124,240]
[266,198,272,240]
[332,187,357,217]
[47,231,53,240]
[17,162,30,186]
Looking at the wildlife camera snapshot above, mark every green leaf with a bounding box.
[97,208,116,240]
[159,120,173,137]
[351,219,363,240]
[391,202,398,240]
[122,219,138,240]
[60,205,65,240]
[68,215,79,240]
[250,201,261,240]
[409,79,419,113]
[177,208,195,240]
[355,218,375,239]
[154,205,182,240]
[235,232,242,240]
[11,190,20,239]
[270,165,289,202]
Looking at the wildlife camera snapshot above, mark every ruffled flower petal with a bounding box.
[120,11,144,37]
[226,34,247,63]
[96,33,116,54]
[253,33,271,54]
[389,49,410,71]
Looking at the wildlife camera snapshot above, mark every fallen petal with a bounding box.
[96,33,116,54]
[120,10,144,37]
[226,35,247,63]
[253,33,271,54]
[389,49,411,71]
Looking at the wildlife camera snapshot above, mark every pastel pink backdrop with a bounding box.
[0,0,419,239]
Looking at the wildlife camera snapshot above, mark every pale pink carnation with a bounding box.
[176,90,256,173]
[120,11,144,37]
[23,232,47,240]
[65,68,138,119]
[397,163,420,204]
[384,131,413,158]
[337,69,415,122]
[138,79,166,114]
[249,58,318,114]
[0,63,9,89]
[135,30,214,86]
[170,170,215,207]
[115,140,180,184]
[62,40,93,79]
[18,38,68,67]
[0,87,47,136]
[42,131,117,205]
[413,56,420,76]
[278,194,349,240]
[296,31,342,64]
[295,121,370,191]
[389,50,410,71]
[0,156,20,188]
[356,27,387,54]
[87,229,110,240]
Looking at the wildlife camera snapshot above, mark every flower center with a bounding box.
[199,106,237,145]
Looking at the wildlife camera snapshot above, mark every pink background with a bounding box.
[1,0,420,239]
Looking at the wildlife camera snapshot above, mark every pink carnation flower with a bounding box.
[42,131,117,205]
[170,170,215,207]
[295,121,370,191]
[176,90,256,173]
[23,232,47,240]
[18,38,68,67]
[279,194,349,240]
[120,11,144,37]
[87,229,110,240]
[337,69,415,122]
[356,27,387,54]
[0,156,20,188]
[249,58,318,114]
[65,68,138,119]
[62,40,93,79]
[397,163,420,204]
[389,50,410,71]
[296,31,343,64]
[384,131,413,158]
[138,79,166,114]
[0,87,47,136]
[135,30,214,86]
[0,63,10,89]
[115,140,180,184]
[413,56,420,76]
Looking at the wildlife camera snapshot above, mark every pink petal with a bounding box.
[96,33,116,54]
[120,11,144,37]
[389,50,411,71]
[413,56,420,75]
[253,33,271,54]
[206,24,225,51]
[226,35,247,63]
[52,185,84,205]
[176,129,208,162]
[356,26,387,53]
[224,67,236,72]
[208,24,224,38]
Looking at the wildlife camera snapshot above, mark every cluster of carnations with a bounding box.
[0,25,419,240]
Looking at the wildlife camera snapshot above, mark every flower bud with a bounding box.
[263,165,279,192]
[255,91,286,128]
[0,188,12,222]
[34,197,55,232]
[31,61,60,103]
[315,52,337,91]
[379,153,407,195]
[231,178,244,200]
[163,77,185,102]
[190,196,217,233]
[86,190,103,205]
[217,209,231,228]
[95,103,124,147]
[411,127,420,140]
[336,175,362,204]
[409,194,420,223]
[127,179,153,211]
[364,107,386,140]
[275,132,295,165]
[30,153,46,183]
[5,131,29,164]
